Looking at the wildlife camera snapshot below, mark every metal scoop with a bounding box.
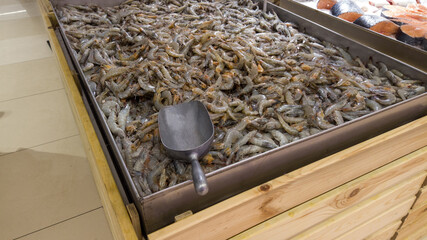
[158,101,214,196]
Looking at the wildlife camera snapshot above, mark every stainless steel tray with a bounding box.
[49,0,427,235]
[279,0,427,72]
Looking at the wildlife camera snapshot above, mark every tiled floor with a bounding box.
[0,0,114,239]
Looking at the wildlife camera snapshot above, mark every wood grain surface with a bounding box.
[335,198,416,240]
[365,220,402,240]
[412,185,427,211]
[232,147,427,240]
[290,172,424,239]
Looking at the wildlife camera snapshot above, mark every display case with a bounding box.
[37,0,427,239]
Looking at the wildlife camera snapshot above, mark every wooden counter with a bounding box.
[38,1,427,239]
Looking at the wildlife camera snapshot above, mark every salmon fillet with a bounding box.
[331,0,364,22]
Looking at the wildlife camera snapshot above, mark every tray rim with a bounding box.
[49,0,427,234]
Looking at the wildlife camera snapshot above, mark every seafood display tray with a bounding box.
[49,0,427,235]
[279,0,427,72]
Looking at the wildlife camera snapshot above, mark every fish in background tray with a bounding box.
[330,0,364,22]
[382,4,427,49]
[353,14,399,36]
[315,0,426,49]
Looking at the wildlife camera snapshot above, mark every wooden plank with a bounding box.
[397,174,427,240]
[402,201,427,226]
[290,172,424,240]
[38,5,139,240]
[334,200,412,240]
[36,0,52,30]
[397,216,427,240]
[149,117,427,240]
[413,185,427,211]
[231,147,427,240]
[126,204,143,240]
[365,220,402,240]
[38,0,52,14]
[401,226,427,240]
[398,201,427,233]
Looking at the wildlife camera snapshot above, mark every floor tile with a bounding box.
[0,89,79,154]
[17,208,113,240]
[0,34,52,66]
[0,1,41,21]
[0,16,46,40]
[0,136,103,240]
[1,0,36,5]
[0,57,63,102]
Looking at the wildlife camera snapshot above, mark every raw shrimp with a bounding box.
[59,0,425,196]
[270,130,289,146]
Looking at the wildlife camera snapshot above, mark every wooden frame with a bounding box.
[396,175,427,240]
[366,220,403,240]
[335,205,411,240]
[412,186,427,210]
[292,174,423,239]
[37,1,138,239]
[232,147,427,239]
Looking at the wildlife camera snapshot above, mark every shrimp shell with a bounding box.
[59,0,425,196]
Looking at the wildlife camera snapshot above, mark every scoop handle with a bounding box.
[190,154,209,196]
